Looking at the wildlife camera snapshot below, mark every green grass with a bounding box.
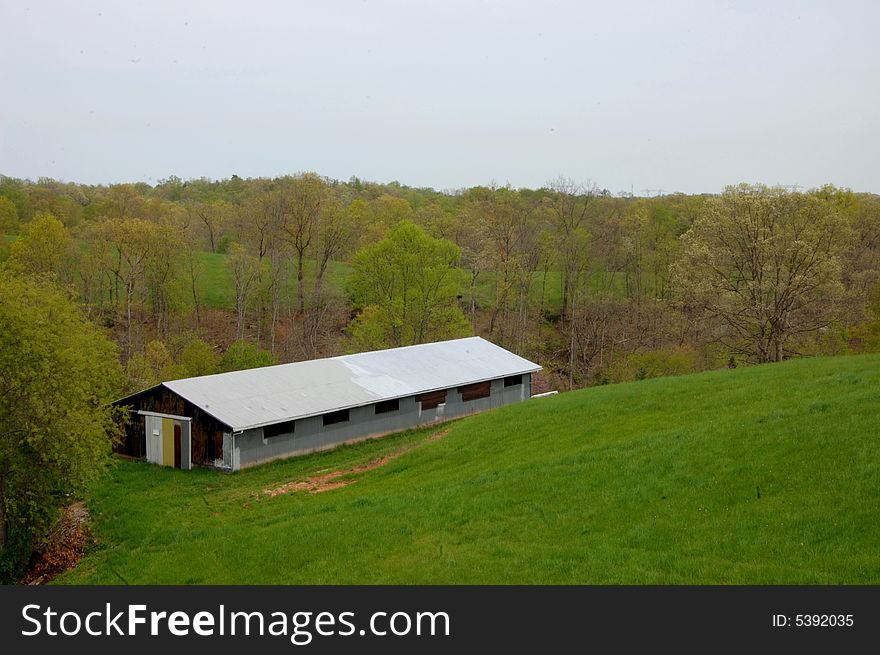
[58,354,880,584]
[195,251,354,310]
[195,251,235,309]
[2,237,616,315]
[194,248,622,314]
[471,269,626,315]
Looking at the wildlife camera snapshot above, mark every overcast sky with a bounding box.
[1,0,878,193]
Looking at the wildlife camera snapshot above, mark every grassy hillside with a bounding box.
[59,354,880,584]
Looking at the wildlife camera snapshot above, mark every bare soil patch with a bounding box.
[264,427,451,498]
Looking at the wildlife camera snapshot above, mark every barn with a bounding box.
[115,336,542,471]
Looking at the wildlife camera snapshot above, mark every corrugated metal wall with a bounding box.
[232,374,532,471]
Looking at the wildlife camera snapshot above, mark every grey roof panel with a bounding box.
[161,337,541,431]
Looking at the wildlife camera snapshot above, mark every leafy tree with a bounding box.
[144,217,186,338]
[125,336,219,390]
[220,339,279,372]
[346,220,471,350]
[675,184,852,363]
[176,336,219,377]
[5,212,72,278]
[125,340,176,391]
[0,275,123,581]
[102,184,142,219]
[28,183,85,230]
[0,176,31,221]
[0,197,19,234]
[618,201,683,301]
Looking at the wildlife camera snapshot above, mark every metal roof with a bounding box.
[149,337,540,432]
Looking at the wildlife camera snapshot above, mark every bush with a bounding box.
[606,346,700,384]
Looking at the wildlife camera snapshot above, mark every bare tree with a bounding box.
[228,244,260,340]
[546,177,598,321]
[281,173,328,314]
[301,197,352,357]
[92,218,158,359]
[188,200,228,253]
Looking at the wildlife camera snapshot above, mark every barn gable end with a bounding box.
[116,384,232,467]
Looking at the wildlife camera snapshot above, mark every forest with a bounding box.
[1,172,879,394]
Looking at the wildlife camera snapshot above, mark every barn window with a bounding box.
[375,398,399,414]
[323,409,350,426]
[504,374,522,387]
[264,420,295,438]
[416,389,447,410]
[458,381,491,401]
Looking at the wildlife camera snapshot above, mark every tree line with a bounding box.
[1,173,879,393]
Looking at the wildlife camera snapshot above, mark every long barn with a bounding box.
[115,337,542,471]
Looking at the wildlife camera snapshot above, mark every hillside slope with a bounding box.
[59,354,880,584]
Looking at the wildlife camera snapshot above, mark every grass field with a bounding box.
[195,251,355,310]
[194,248,623,315]
[2,236,620,314]
[58,354,880,584]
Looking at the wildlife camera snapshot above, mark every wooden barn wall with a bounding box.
[118,411,146,459]
[115,387,229,466]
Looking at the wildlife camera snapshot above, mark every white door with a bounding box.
[145,416,162,465]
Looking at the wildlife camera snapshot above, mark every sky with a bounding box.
[1,0,878,194]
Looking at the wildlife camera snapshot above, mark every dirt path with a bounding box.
[264,428,451,498]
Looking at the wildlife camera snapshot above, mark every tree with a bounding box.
[462,187,543,347]
[175,206,207,325]
[346,221,471,350]
[545,178,597,388]
[281,173,328,314]
[300,194,353,358]
[227,243,261,340]
[5,212,72,279]
[545,177,597,321]
[220,339,279,372]
[0,197,19,234]
[674,184,852,363]
[0,176,32,221]
[236,188,287,348]
[176,336,219,377]
[187,200,228,253]
[93,218,159,359]
[145,218,185,338]
[103,184,142,219]
[125,339,178,391]
[0,275,122,581]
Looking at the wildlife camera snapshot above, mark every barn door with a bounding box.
[173,423,182,469]
[146,416,162,465]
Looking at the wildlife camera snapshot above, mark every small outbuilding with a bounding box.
[115,337,541,471]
